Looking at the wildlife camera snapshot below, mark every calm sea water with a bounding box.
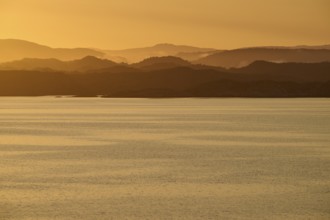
[0,97,329,219]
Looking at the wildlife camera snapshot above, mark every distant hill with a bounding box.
[175,51,219,62]
[230,61,330,82]
[262,45,330,50]
[0,55,225,73]
[1,39,330,97]
[0,39,105,63]
[132,56,192,70]
[104,43,216,63]
[2,39,330,67]
[0,70,89,96]
[68,56,119,72]
[196,48,330,68]
[0,61,329,97]
[131,56,226,72]
[182,80,330,98]
[0,56,119,72]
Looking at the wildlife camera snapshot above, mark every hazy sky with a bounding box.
[1,0,329,49]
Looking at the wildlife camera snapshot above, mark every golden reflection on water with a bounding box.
[0,98,330,219]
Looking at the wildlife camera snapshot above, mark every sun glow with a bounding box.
[0,0,329,49]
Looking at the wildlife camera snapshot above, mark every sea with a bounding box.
[0,97,329,219]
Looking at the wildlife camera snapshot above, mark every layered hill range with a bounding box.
[2,39,330,67]
[0,39,330,97]
[0,39,215,64]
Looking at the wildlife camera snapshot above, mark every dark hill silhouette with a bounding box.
[131,56,226,72]
[233,61,330,82]
[1,61,329,97]
[196,48,330,68]
[73,64,330,97]
[0,70,87,96]
[183,80,330,98]
[0,56,119,72]
[0,55,227,73]
[68,56,118,72]
[262,45,330,50]
[1,38,330,97]
[74,67,225,95]
[0,39,105,63]
[87,65,139,74]
[0,58,67,72]
[2,39,330,67]
[132,56,192,70]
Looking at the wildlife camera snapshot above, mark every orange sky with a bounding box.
[0,0,329,49]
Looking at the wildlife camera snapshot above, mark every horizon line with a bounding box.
[1,38,330,51]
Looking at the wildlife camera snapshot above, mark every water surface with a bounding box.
[0,98,329,219]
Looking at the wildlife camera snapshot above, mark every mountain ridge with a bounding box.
[1,39,330,66]
[0,60,329,97]
[0,39,105,63]
[0,56,119,73]
[196,48,330,68]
